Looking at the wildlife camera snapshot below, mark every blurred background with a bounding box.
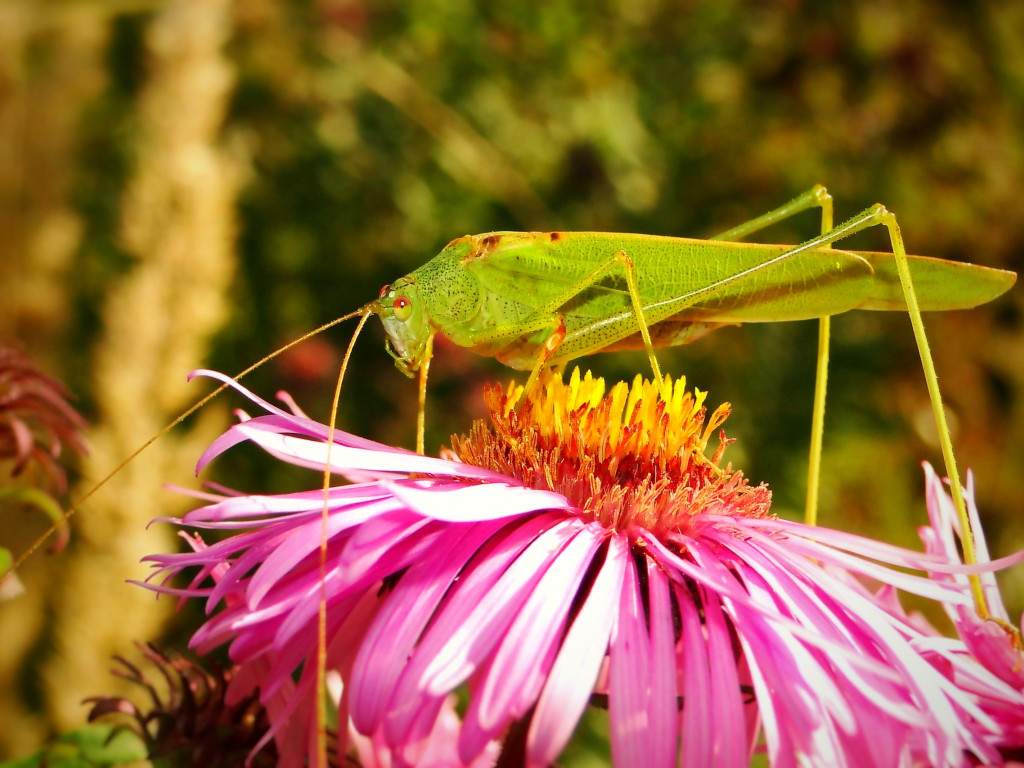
[1,0,1023,760]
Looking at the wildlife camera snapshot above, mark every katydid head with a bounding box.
[375,277,433,377]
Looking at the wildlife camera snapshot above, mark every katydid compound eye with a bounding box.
[393,295,413,321]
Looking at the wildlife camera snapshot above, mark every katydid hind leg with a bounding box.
[711,204,974,550]
[873,208,989,618]
[682,200,990,615]
[786,204,996,623]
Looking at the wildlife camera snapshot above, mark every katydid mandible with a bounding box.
[361,186,1014,622]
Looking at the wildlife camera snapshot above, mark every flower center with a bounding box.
[448,368,771,537]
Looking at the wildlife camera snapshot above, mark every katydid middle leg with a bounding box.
[710,185,835,525]
[709,185,834,244]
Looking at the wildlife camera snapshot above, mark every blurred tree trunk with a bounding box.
[44,0,240,732]
[0,1,109,756]
[0,0,241,754]
[0,1,107,356]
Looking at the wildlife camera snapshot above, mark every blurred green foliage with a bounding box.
[0,724,147,768]
[3,0,1024,760]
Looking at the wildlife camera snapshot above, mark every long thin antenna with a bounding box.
[316,308,372,767]
[7,307,372,575]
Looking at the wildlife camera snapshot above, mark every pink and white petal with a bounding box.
[221,414,510,483]
[387,479,571,523]
[348,521,503,732]
[650,532,932,693]
[734,523,972,605]
[459,524,606,761]
[644,532,769,609]
[701,583,748,768]
[735,583,853,761]
[228,423,439,478]
[676,581,713,766]
[750,577,911,727]
[336,513,435,581]
[189,370,433,464]
[388,699,449,767]
[831,585,997,764]
[527,534,628,768]
[245,504,403,607]
[181,484,393,525]
[684,539,831,761]
[726,539,963,760]
[393,694,500,768]
[254,592,371,703]
[382,514,564,747]
[422,517,584,696]
[730,514,945,567]
[189,369,306,421]
[710,531,892,729]
[733,657,762,764]
[608,553,655,768]
[733,617,821,768]
[195,423,257,473]
[645,562,679,767]
[266,526,446,655]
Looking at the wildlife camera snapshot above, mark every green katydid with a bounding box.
[369,186,1009,456]
[353,185,1013,622]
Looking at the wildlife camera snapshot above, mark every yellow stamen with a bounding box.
[450,368,771,537]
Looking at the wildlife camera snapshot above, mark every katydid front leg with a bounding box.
[415,334,435,455]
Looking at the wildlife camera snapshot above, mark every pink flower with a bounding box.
[0,342,87,493]
[147,369,1024,767]
[917,464,1024,759]
[0,343,88,586]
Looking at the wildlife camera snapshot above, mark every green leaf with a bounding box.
[0,724,148,768]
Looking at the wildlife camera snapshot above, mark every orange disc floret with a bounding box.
[449,368,771,537]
